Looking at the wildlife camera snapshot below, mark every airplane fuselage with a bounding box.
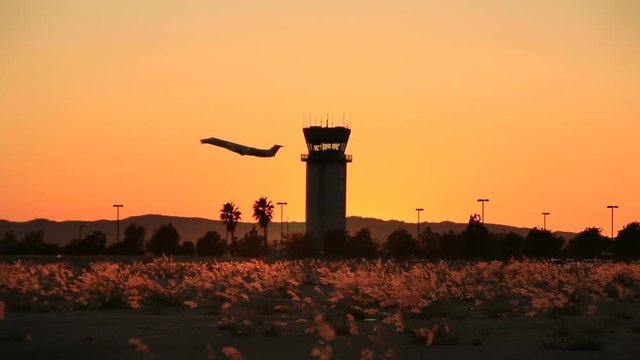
[200,137,282,157]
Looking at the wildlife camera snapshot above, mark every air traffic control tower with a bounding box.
[301,125,352,251]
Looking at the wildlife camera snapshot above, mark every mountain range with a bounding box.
[0,214,576,246]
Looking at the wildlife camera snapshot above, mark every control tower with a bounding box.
[301,125,352,251]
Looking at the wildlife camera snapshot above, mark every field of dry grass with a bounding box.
[1,257,640,359]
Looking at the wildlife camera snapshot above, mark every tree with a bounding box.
[283,232,317,258]
[0,231,18,254]
[384,228,419,258]
[122,223,146,255]
[324,229,347,256]
[419,227,441,258]
[196,231,225,257]
[83,231,107,254]
[21,229,45,248]
[237,226,268,258]
[500,232,525,259]
[181,241,196,256]
[568,227,605,259]
[1,230,60,255]
[108,224,146,255]
[345,228,377,258]
[64,231,107,255]
[461,214,494,259]
[147,223,181,256]
[220,202,242,246]
[3,231,17,243]
[440,230,462,259]
[24,229,61,254]
[252,197,274,247]
[523,228,562,258]
[615,222,640,259]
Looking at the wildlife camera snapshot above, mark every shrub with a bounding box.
[615,222,640,259]
[523,228,562,258]
[108,224,146,255]
[345,228,377,258]
[64,231,107,255]
[568,227,605,259]
[323,230,347,256]
[384,228,418,258]
[147,223,181,256]
[196,231,225,257]
[180,241,196,256]
[237,226,268,258]
[283,232,317,258]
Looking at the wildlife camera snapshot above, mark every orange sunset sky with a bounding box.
[0,0,638,233]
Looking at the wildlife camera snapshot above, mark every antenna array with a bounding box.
[302,112,352,128]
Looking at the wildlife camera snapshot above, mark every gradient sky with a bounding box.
[1,0,638,233]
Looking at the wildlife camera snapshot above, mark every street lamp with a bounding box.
[607,205,619,240]
[415,208,424,241]
[277,202,288,255]
[541,212,550,231]
[477,199,490,224]
[113,204,124,243]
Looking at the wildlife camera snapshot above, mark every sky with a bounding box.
[0,0,638,233]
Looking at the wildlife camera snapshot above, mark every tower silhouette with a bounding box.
[301,124,352,252]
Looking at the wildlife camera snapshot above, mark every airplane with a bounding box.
[200,137,283,157]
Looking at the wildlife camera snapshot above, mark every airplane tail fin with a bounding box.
[271,145,283,154]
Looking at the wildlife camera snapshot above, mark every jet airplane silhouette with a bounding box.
[200,137,283,157]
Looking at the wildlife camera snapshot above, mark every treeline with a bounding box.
[0,223,298,258]
[0,224,148,256]
[305,216,640,260]
[2,215,639,260]
[374,216,640,260]
[0,223,252,257]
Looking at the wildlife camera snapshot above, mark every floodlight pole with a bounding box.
[607,205,618,240]
[415,208,424,241]
[477,199,490,224]
[542,212,550,231]
[277,202,287,256]
[113,204,124,243]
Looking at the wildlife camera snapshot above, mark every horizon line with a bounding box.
[0,213,582,234]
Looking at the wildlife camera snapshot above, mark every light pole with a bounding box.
[113,204,124,243]
[477,199,489,224]
[541,212,550,231]
[415,208,424,241]
[607,205,618,240]
[277,202,287,255]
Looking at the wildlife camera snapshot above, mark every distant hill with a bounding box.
[0,214,576,246]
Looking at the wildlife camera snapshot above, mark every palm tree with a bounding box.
[252,197,274,247]
[220,202,241,246]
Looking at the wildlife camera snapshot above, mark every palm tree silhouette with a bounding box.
[220,202,242,247]
[252,197,274,247]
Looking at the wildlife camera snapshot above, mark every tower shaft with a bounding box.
[301,126,352,251]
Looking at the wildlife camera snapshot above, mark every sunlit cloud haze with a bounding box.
[1,0,638,233]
